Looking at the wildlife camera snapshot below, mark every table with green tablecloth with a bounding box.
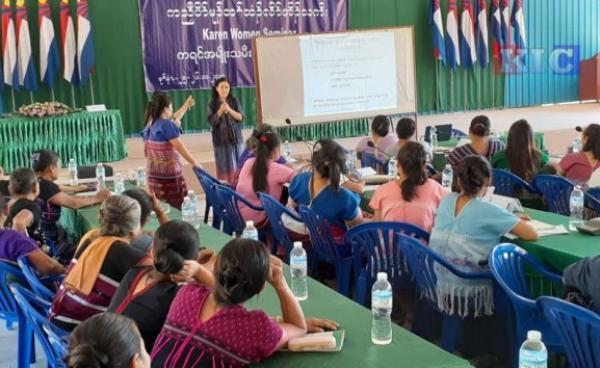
[60,205,472,368]
[0,110,127,173]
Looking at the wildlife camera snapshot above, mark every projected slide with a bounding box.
[300,32,398,117]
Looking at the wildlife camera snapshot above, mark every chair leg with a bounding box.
[203,204,211,224]
[335,260,353,298]
[441,314,462,353]
[355,275,366,306]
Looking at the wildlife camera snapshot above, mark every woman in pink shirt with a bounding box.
[559,124,600,183]
[370,142,448,233]
[236,131,294,226]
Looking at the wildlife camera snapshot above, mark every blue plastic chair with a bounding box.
[489,244,564,362]
[17,256,62,302]
[492,169,539,198]
[11,284,68,368]
[0,260,25,330]
[451,128,468,138]
[193,167,224,230]
[215,184,265,237]
[399,234,494,353]
[533,175,575,215]
[258,192,303,256]
[298,206,354,297]
[538,296,600,368]
[345,222,430,306]
[361,152,387,174]
[585,188,600,214]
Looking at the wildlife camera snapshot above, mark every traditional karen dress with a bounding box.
[142,118,187,209]
[207,97,244,185]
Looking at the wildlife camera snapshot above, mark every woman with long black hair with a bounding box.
[207,77,244,184]
[142,92,199,209]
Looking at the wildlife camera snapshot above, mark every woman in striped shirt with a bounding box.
[448,115,505,167]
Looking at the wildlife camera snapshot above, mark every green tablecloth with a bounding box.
[60,206,472,368]
[0,110,127,173]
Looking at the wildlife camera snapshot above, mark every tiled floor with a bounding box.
[0,325,46,367]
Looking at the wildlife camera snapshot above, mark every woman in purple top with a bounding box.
[151,238,338,367]
[0,194,63,275]
[448,115,505,167]
[356,115,398,162]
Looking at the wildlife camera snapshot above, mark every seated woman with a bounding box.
[108,220,214,351]
[4,168,45,246]
[370,142,447,232]
[385,117,432,162]
[562,255,600,313]
[50,195,150,331]
[430,156,537,317]
[286,139,363,243]
[236,131,294,227]
[558,124,600,183]
[356,115,397,162]
[0,194,64,274]
[32,150,110,261]
[448,116,505,167]
[492,120,549,181]
[151,238,338,367]
[122,188,169,254]
[67,313,150,368]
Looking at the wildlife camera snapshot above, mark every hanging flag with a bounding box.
[490,0,503,61]
[460,0,477,69]
[475,0,489,67]
[2,0,19,90]
[76,0,94,86]
[429,0,446,65]
[15,0,37,91]
[511,0,527,55]
[60,0,78,85]
[445,0,461,70]
[500,0,510,48]
[39,0,59,88]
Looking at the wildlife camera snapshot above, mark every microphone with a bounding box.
[366,141,394,160]
[285,118,292,126]
[575,126,583,132]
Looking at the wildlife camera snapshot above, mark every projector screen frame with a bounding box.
[251,25,419,128]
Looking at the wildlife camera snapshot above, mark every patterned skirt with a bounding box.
[214,143,243,185]
[145,140,188,210]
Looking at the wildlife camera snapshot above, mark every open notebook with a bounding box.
[280,330,346,353]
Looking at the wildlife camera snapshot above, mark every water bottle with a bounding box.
[572,137,582,153]
[68,158,78,186]
[430,127,438,149]
[188,190,201,229]
[569,185,585,231]
[442,164,453,190]
[290,242,308,301]
[371,272,393,345]
[346,150,356,173]
[181,196,195,224]
[242,221,259,240]
[95,163,106,191]
[388,157,398,182]
[283,140,292,158]
[519,330,547,368]
[114,174,125,195]
[136,167,147,186]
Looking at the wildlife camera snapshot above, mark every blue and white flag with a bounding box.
[3,0,19,90]
[429,0,446,65]
[16,0,38,91]
[475,0,489,67]
[460,0,477,69]
[511,0,527,55]
[77,0,94,85]
[446,0,461,70]
[39,0,59,88]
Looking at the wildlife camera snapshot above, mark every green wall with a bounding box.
[12,0,504,137]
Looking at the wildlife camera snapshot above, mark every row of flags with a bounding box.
[429,0,527,70]
[2,0,94,92]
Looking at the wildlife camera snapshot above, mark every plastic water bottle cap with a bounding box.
[293,242,302,248]
[527,330,542,341]
[377,272,388,282]
[246,220,254,227]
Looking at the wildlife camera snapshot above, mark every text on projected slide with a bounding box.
[300,32,398,117]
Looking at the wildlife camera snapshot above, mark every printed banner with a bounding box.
[139,0,348,91]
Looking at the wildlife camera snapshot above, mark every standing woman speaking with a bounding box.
[142,92,200,209]
[207,77,244,184]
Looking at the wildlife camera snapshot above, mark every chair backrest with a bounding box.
[0,260,25,325]
[193,167,223,211]
[492,169,538,198]
[345,222,429,285]
[451,128,468,138]
[399,234,491,308]
[533,175,574,215]
[585,188,600,214]
[11,284,68,367]
[17,256,57,301]
[258,193,302,255]
[298,206,343,260]
[538,296,600,368]
[216,184,264,236]
[360,152,387,174]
